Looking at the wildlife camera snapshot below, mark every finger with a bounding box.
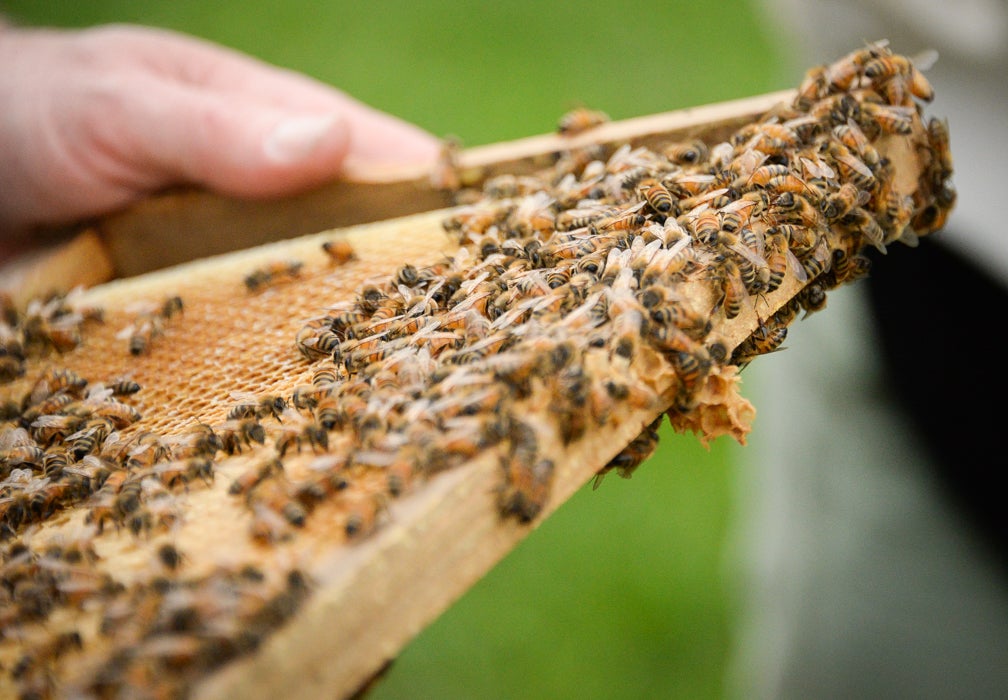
[65,76,355,199]
[76,24,443,167]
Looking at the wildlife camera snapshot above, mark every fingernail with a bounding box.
[264,114,340,164]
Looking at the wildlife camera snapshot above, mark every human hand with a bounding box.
[0,21,442,257]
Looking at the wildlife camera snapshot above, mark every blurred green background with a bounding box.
[1,3,788,697]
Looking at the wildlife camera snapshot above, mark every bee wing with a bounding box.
[728,243,769,271]
[912,48,939,72]
[228,390,258,401]
[800,155,836,180]
[666,235,693,259]
[786,249,809,283]
[836,152,875,181]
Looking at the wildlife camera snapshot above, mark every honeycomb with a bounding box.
[0,40,953,699]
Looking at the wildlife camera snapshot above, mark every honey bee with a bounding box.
[86,398,142,429]
[795,64,828,110]
[227,391,288,422]
[105,378,142,397]
[244,501,291,544]
[122,315,164,356]
[295,318,342,361]
[747,163,809,194]
[156,542,185,572]
[151,457,214,489]
[592,416,662,489]
[863,52,935,101]
[731,318,788,368]
[690,208,722,246]
[662,139,709,166]
[322,238,356,265]
[244,259,304,292]
[229,457,285,497]
[557,107,610,136]
[926,116,953,180]
[820,182,869,221]
[714,259,749,319]
[833,119,880,169]
[594,204,648,234]
[842,206,887,253]
[637,178,675,214]
[273,410,329,456]
[824,39,891,91]
[217,418,267,454]
[248,478,307,528]
[343,492,387,539]
[858,101,914,136]
[168,422,223,458]
[764,230,804,292]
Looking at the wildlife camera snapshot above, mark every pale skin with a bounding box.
[0,21,442,264]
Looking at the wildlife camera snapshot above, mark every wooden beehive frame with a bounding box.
[0,43,952,699]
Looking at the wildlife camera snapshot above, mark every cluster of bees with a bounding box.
[2,535,309,698]
[0,289,103,385]
[0,40,953,697]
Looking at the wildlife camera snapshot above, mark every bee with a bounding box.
[690,209,722,246]
[833,119,880,170]
[824,39,891,91]
[747,164,809,194]
[343,492,387,539]
[86,398,142,428]
[64,417,116,458]
[122,315,164,356]
[244,259,304,292]
[876,185,916,243]
[799,236,833,279]
[858,101,914,136]
[28,367,87,404]
[926,116,953,180]
[229,457,285,496]
[828,142,878,192]
[764,230,804,292]
[638,178,675,214]
[830,246,872,286]
[322,239,356,265]
[842,207,887,253]
[638,286,711,340]
[795,64,828,110]
[273,410,328,456]
[156,543,185,572]
[557,107,610,136]
[106,378,142,397]
[662,139,709,166]
[248,479,307,529]
[820,182,868,221]
[731,318,788,368]
[863,53,935,101]
[295,318,341,361]
[497,449,554,523]
[151,457,214,489]
[769,192,821,228]
[227,391,287,422]
[592,416,662,489]
[714,259,749,319]
[356,283,388,316]
[593,205,648,234]
[168,423,223,458]
[217,419,267,454]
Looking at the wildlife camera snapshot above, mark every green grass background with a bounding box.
[1,3,789,697]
